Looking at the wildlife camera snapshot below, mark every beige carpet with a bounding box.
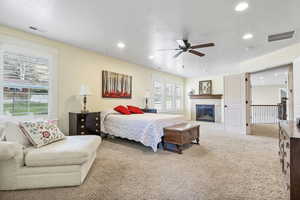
[0,125,288,200]
[251,124,279,138]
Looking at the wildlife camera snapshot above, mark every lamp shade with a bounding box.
[79,85,91,96]
[145,91,151,98]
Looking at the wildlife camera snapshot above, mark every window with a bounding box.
[165,83,173,110]
[0,42,57,118]
[151,76,183,112]
[175,85,182,110]
[2,51,49,116]
[152,80,163,110]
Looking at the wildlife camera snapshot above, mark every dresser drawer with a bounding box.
[79,131,86,135]
[69,112,101,136]
[278,121,300,200]
[284,161,291,185]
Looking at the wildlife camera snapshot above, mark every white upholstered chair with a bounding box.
[0,122,101,190]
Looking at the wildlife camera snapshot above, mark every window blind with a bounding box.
[151,76,183,112]
[1,51,49,116]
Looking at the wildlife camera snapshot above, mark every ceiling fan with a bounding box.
[158,39,215,58]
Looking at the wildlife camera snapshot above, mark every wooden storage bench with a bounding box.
[163,122,200,154]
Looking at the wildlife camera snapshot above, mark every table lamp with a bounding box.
[79,85,91,113]
[145,91,151,109]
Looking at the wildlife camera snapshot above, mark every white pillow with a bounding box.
[4,121,31,147]
[20,120,65,148]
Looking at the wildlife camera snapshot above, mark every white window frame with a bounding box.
[151,74,184,113]
[0,35,58,120]
[164,82,174,111]
[151,75,165,111]
[174,84,184,111]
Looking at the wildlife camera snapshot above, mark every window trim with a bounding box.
[152,77,164,111]
[0,35,58,119]
[151,74,184,113]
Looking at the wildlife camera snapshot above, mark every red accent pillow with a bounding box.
[127,105,144,114]
[114,105,131,115]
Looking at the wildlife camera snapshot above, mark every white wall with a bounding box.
[240,42,300,73]
[185,75,224,120]
[251,85,285,105]
[0,25,185,134]
[294,58,300,120]
[185,76,224,95]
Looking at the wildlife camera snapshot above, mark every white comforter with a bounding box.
[101,111,185,152]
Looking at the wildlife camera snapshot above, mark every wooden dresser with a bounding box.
[279,121,300,200]
[69,112,101,136]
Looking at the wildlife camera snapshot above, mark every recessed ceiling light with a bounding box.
[245,46,255,51]
[149,55,154,60]
[117,42,125,49]
[235,2,249,12]
[243,33,253,40]
[274,73,278,77]
[259,76,264,80]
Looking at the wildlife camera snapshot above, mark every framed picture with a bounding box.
[199,80,212,95]
[102,70,132,98]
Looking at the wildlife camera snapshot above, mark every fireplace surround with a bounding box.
[196,104,215,122]
[190,97,222,123]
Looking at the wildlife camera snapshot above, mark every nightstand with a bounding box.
[142,108,157,113]
[69,112,101,136]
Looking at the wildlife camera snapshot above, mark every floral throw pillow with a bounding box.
[20,120,65,148]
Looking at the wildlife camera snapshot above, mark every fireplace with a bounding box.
[196,104,215,122]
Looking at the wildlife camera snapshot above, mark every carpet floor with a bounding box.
[0,124,288,200]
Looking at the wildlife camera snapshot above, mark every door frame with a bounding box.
[244,73,252,135]
[244,63,294,135]
[287,64,294,121]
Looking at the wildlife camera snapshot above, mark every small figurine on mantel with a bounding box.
[189,89,195,96]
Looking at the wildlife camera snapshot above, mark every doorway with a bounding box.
[246,64,293,136]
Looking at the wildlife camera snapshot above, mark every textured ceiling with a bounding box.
[0,0,299,77]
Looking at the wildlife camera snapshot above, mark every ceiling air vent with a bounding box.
[268,31,295,42]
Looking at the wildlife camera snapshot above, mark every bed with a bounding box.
[101,110,185,152]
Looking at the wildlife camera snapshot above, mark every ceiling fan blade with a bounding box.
[174,51,184,58]
[176,40,186,48]
[189,50,205,57]
[190,43,215,49]
[157,48,181,51]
